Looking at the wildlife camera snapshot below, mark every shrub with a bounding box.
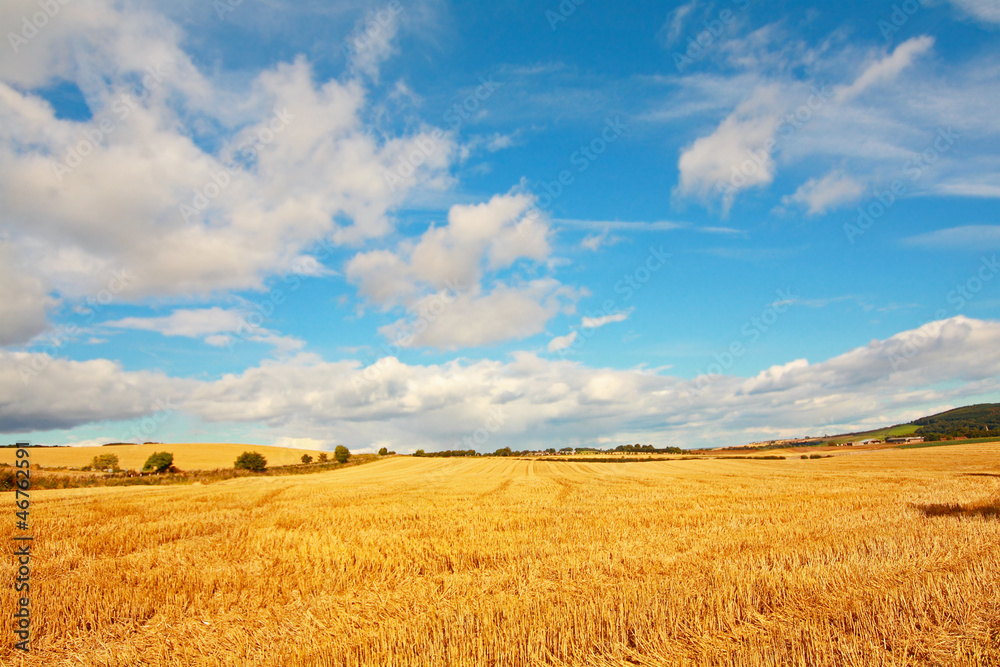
[334,445,351,464]
[142,451,174,473]
[801,455,809,459]
[317,453,328,463]
[301,454,313,464]
[234,451,267,472]
[378,447,389,456]
[0,468,13,491]
[92,453,120,472]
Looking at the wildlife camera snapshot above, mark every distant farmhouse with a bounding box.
[885,436,925,444]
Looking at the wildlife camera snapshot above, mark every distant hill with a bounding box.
[820,403,1000,446]
[737,403,1000,451]
[910,403,1000,440]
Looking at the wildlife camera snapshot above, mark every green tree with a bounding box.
[235,451,267,472]
[142,451,173,473]
[301,454,313,464]
[334,445,351,464]
[414,449,425,457]
[378,446,389,456]
[92,453,120,471]
[317,453,328,463]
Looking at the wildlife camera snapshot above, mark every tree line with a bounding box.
[412,444,684,457]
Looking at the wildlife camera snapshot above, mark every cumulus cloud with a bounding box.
[348,192,549,301]
[0,246,54,345]
[6,317,1000,451]
[380,280,577,350]
[348,191,570,349]
[0,0,453,336]
[1,351,185,432]
[782,169,865,215]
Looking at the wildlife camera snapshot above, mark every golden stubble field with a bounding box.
[0,442,321,471]
[2,445,999,666]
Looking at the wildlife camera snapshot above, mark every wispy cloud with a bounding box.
[547,331,577,352]
[582,310,632,328]
[781,169,865,215]
[104,308,304,352]
[903,225,1000,250]
[947,0,1000,25]
[834,36,935,103]
[557,219,743,234]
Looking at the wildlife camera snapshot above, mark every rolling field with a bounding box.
[0,442,321,471]
[825,424,921,444]
[2,445,1000,666]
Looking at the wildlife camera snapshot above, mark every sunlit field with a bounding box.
[3,444,999,666]
[0,442,320,471]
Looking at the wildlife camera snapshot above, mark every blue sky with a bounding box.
[2,0,1000,451]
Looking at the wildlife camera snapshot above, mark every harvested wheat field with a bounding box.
[0,442,320,471]
[2,444,1000,666]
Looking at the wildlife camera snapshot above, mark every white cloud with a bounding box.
[484,132,519,152]
[581,311,631,328]
[348,192,548,302]
[580,231,614,251]
[346,4,403,82]
[947,0,1000,25]
[0,2,453,335]
[903,225,1000,249]
[834,36,935,103]
[380,279,577,350]
[933,177,1000,198]
[782,169,865,215]
[675,85,782,212]
[106,308,245,337]
[547,331,578,352]
[348,191,570,349]
[0,246,54,345]
[671,33,965,213]
[7,316,1000,451]
[104,307,304,352]
[659,0,699,47]
[1,351,185,432]
[556,219,686,231]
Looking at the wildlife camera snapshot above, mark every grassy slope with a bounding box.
[808,404,1000,447]
[824,423,920,445]
[0,442,322,471]
[902,436,1000,449]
